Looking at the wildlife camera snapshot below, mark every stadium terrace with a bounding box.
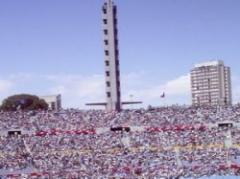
[1,105,240,178]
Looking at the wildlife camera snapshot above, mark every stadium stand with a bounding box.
[1,105,240,178]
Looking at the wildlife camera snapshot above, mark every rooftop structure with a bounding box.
[194,60,224,68]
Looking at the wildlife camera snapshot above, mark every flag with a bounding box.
[160,92,165,98]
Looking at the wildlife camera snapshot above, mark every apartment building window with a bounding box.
[107,92,111,97]
[106,81,110,87]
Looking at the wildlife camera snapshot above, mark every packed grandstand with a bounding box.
[1,105,240,178]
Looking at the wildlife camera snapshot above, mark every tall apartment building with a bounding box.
[191,60,232,106]
[102,0,121,111]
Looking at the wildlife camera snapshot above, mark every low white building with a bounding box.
[40,94,62,110]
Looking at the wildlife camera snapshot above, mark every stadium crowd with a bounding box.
[1,105,240,178]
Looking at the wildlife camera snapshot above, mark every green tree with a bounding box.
[0,94,48,111]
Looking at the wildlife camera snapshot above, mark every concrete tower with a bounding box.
[102,0,121,111]
[86,0,142,111]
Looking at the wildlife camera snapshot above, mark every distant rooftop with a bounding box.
[194,60,224,68]
[40,94,61,99]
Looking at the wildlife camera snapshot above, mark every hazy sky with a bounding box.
[0,0,240,108]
